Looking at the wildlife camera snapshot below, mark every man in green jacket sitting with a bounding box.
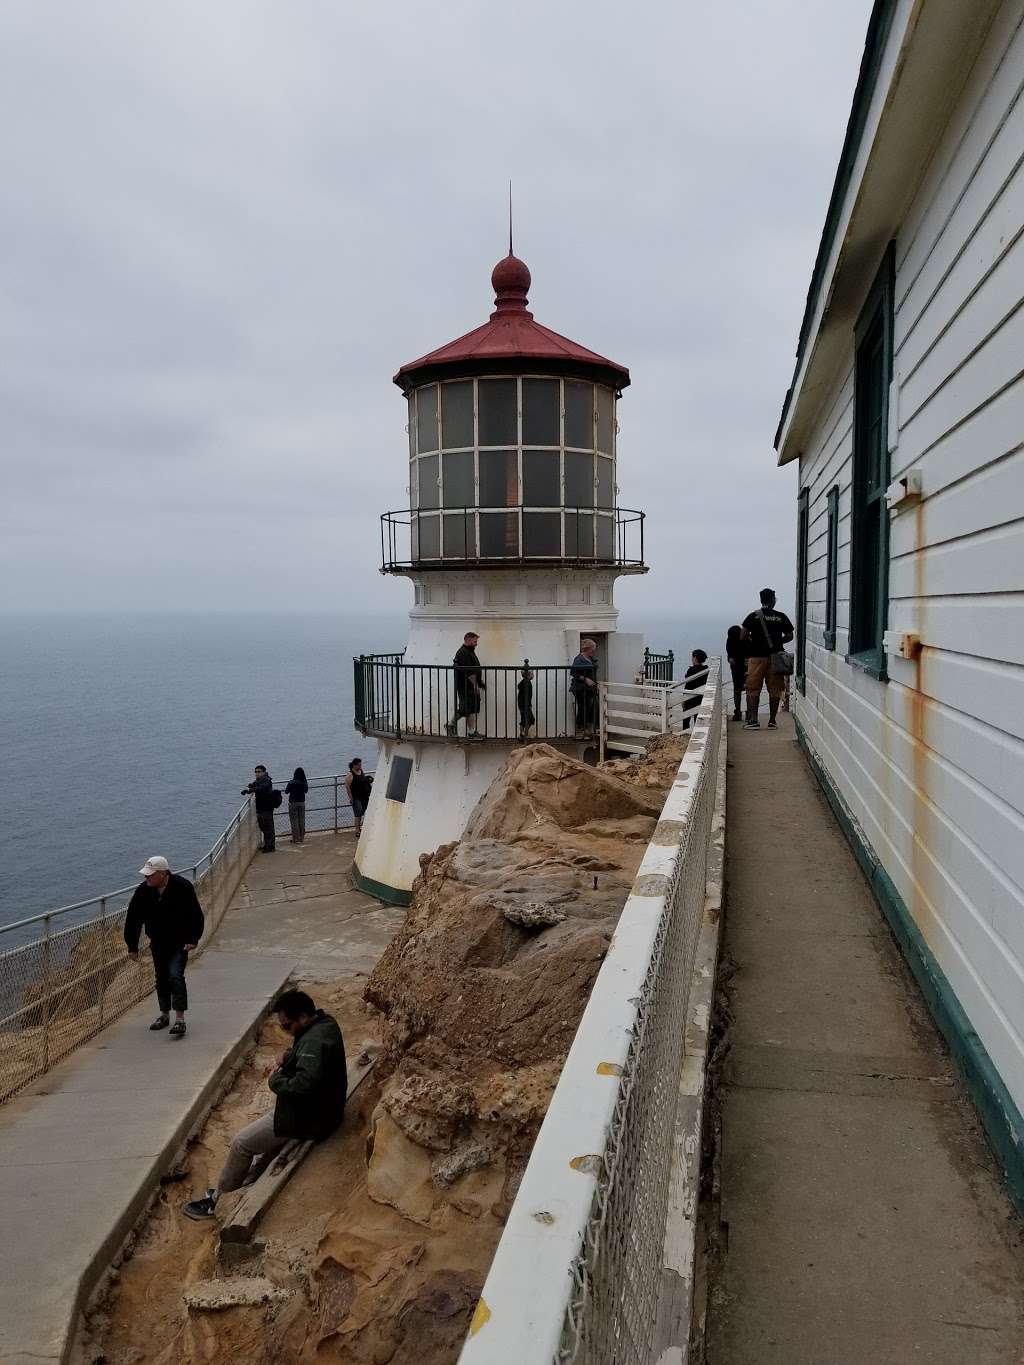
[183,989,347,1220]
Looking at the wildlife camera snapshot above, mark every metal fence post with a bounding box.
[98,896,107,1027]
[41,913,52,1070]
[333,777,339,833]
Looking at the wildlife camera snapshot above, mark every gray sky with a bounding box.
[0,1,871,620]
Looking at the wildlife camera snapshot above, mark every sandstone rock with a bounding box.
[366,1112,438,1226]
[501,901,567,928]
[183,1276,291,1311]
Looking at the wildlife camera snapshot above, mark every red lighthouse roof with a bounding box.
[394,253,630,393]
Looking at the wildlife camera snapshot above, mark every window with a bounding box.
[441,381,474,449]
[796,488,809,693]
[480,511,519,557]
[417,385,438,453]
[523,449,560,505]
[522,378,560,445]
[849,245,894,675]
[478,379,518,445]
[564,381,594,448]
[524,512,561,556]
[386,757,413,803]
[479,449,517,506]
[565,451,594,507]
[824,485,839,650]
[418,454,439,509]
[596,456,613,509]
[442,451,474,507]
[596,386,614,454]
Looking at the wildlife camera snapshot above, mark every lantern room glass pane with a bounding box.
[409,460,418,508]
[565,451,594,508]
[564,380,594,448]
[479,511,519,557]
[522,378,560,445]
[596,385,614,453]
[418,513,440,559]
[441,381,474,449]
[443,512,476,559]
[417,385,438,453]
[479,449,518,507]
[596,514,614,560]
[596,456,613,509]
[418,454,439,509]
[408,398,416,457]
[524,512,561,557]
[565,512,595,558]
[522,450,560,506]
[478,378,518,446]
[442,451,474,508]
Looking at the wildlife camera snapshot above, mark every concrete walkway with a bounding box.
[0,949,290,1365]
[213,830,405,978]
[707,713,1024,1364]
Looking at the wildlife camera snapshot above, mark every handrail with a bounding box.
[354,657,598,744]
[379,504,647,572]
[0,771,368,1103]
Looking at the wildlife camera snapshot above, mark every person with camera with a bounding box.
[243,764,279,851]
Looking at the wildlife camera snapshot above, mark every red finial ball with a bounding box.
[491,253,531,295]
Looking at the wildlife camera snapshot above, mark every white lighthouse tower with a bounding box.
[352,247,651,904]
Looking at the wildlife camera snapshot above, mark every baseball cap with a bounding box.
[139,856,170,876]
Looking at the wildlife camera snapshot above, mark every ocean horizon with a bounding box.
[0,606,728,925]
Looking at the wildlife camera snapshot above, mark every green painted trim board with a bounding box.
[794,713,1024,1217]
[352,867,412,907]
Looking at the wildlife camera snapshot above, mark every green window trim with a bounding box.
[848,242,894,680]
[823,484,839,650]
[796,487,810,694]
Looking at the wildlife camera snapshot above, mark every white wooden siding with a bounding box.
[796,1,1024,1118]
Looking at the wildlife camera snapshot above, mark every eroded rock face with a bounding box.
[363,740,684,1229]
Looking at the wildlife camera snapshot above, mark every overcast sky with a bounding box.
[0,1,871,620]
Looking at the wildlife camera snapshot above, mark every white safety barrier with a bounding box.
[459,659,723,1365]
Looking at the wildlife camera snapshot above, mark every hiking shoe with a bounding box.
[183,1189,217,1221]
[169,1020,187,1039]
[444,722,457,736]
[149,1015,170,1031]
[744,719,760,729]
[767,720,778,729]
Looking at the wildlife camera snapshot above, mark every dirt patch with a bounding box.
[82,737,685,1365]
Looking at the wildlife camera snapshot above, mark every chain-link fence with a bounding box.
[458,662,723,1365]
[0,774,362,1105]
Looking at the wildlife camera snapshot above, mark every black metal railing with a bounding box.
[380,506,646,573]
[643,647,674,682]
[354,655,600,743]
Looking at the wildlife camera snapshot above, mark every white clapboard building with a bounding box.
[776,0,1024,1204]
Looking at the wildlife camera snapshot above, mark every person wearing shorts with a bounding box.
[345,758,373,836]
[741,588,794,730]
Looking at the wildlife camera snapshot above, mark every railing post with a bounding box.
[97,896,107,1027]
[668,649,674,681]
[662,686,669,734]
[333,776,339,833]
[394,659,403,740]
[41,913,52,1071]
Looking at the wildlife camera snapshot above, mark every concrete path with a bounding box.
[707,713,1024,1364]
[0,950,290,1365]
[213,830,405,978]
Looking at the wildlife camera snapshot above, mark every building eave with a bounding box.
[774,0,1002,466]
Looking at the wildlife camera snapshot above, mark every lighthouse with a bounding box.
[352,246,651,904]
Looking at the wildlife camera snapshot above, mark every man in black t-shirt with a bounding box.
[741,588,794,730]
[446,631,485,738]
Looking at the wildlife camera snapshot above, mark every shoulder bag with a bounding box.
[759,610,794,677]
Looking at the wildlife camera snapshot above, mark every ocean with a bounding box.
[0,608,726,926]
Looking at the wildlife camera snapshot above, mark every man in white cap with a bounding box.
[124,856,205,1038]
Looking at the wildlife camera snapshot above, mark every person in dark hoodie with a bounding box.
[124,855,205,1039]
[182,989,347,1220]
[243,763,276,852]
